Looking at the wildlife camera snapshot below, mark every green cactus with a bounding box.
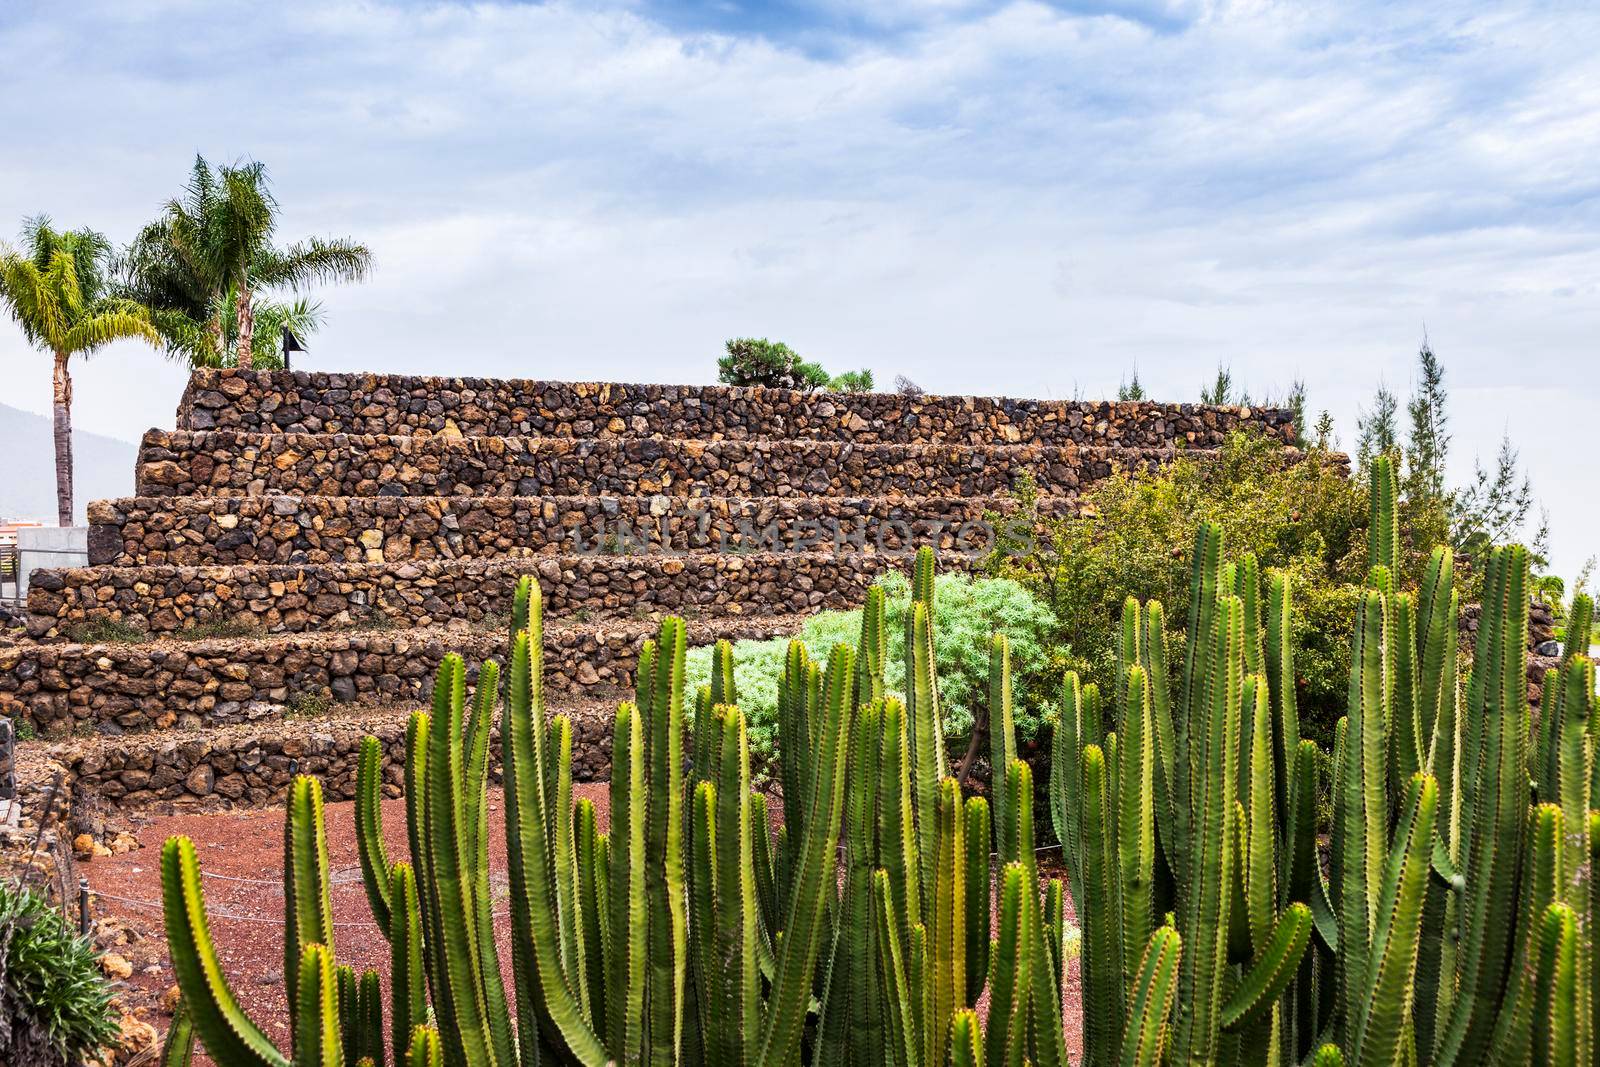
[1368,453,1400,575]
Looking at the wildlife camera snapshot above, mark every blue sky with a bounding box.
[1,0,1596,577]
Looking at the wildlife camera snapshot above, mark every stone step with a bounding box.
[87,492,1077,567]
[1,612,802,740]
[51,691,626,812]
[178,368,1292,447]
[136,428,1208,499]
[26,551,913,638]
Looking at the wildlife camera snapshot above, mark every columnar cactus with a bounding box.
[1053,483,1594,1066]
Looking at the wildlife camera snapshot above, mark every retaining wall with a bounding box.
[177,370,1295,445]
[135,431,1193,499]
[27,552,900,637]
[86,494,1068,566]
[0,614,794,737]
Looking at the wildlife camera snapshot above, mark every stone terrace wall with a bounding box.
[177,369,1296,446]
[28,552,899,637]
[63,706,617,810]
[136,430,1194,499]
[0,615,793,737]
[88,493,1072,567]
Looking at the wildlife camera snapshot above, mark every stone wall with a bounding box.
[0,614,792,737]
[88,493,1072,566]
[177,369,1295,446]
[59,708,616,810]
[28,552,902,637]
[135,430,1193,500]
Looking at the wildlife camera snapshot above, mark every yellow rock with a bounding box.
[101,953,134,980]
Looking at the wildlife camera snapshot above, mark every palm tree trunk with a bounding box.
[51,350,74,527]
[236,283,254,368]
[205,313,225,367]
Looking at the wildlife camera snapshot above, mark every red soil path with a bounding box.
[85,786,1083,1062]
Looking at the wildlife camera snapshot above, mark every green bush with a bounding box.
[0,882,118,1064]
[686,569,1057,765]
[717,337,831,392]
[987,430,1366,743]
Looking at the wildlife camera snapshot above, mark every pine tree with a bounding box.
[1200,363,1248,406]
[1118,367,1147,401]
[1355,382,1399,474]
[1404,340,1449,502]
[1453,431,1537,560]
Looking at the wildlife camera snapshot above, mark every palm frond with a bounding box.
[59,307,159,356]
[0,248,68,348]
[254,237,373,289]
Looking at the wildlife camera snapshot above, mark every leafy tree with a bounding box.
[121,155,371,368]
[1117,367,1147,401]
[717,337,832,392]
[987,431,1365,741]
[0,217,160,525]
[828,368,875,393]
[1355,381,1399,475]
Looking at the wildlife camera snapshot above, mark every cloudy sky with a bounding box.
[1,0,1595,577]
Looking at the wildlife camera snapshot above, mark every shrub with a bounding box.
[827,369,874,393]
[0,882,118,1065]
[987,430,1366,742]
[716,337,831,392]
[686,569,1057,764]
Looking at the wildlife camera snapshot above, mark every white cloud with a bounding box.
[0,0,1595,575]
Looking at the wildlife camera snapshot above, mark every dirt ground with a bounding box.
[84,785,1083,1062]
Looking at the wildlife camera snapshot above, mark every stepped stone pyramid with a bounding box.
[2,370,1293,810]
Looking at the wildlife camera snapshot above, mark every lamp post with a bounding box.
[282,326,307,371]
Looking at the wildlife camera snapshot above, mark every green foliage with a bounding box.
[0,881,118,1063]
[686,569,1057,760]
[1200,363,1248,406]
[827,368,875,393]
[1118,367,1147,401]
[716,337,831,391]
[0,217,158,359]
[1053,457,1597,1064]
[989,430,1364,741]
[1355,381,1399,476]
[121,155,371,368]
[162,551,1087,1066]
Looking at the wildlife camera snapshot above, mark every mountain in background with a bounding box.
[0,403,137,523]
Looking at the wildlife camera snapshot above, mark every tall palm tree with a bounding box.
[122,156,372,367]
[0,217,160,525]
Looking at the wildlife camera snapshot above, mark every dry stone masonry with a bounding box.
[10,369,1293,811]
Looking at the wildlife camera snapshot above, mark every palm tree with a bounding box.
[0,217,160,525]
[122,156,372,367]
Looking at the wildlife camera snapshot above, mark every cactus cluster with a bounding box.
[159,453,1599,1067]
[1052,453,1600,1066]
[164,548,1170,1066]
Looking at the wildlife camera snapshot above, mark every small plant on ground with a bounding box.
[0,881,118,1065]
[283,691,333,720]
[64,618,148,644]
[178,618,266,641]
